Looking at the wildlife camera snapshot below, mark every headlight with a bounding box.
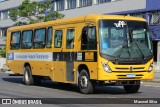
[101,62,112,73]
[148,63,153,72]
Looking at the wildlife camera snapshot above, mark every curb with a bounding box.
[143,80,160,83]
[5,71,14,74]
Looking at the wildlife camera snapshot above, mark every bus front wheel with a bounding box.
[78,69,94,94]
[123,84,140,93]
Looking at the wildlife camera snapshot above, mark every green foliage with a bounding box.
[0,47,6,58]
[45,11,65,21]
[9,0,65,25]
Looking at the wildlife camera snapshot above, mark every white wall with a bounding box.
[0,0,146,27]
[60,0,146,18]
[0,58,6,69]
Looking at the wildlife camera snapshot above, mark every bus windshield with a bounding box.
[99,20,153,59]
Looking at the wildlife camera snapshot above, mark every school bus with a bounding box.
[6,14,153,94]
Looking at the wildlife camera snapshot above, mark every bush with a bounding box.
[0,47,6,58]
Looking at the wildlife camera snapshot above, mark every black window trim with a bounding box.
[54,30,63,48]
[66,28,75,49]
[33,28,46,49]
[21,30,33,49]
[46,27,53,48]
[81,26,97,50]
[10,31,21,50]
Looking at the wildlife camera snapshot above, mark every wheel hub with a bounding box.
[80,76,88,88]
[25,71,29,82]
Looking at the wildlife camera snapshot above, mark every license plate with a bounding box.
[126,74,136,77]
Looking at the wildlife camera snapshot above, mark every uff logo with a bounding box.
[114,21,126,27]
[8,53,14,60]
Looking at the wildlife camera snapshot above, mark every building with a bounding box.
[0,0,160,58]
[0,0,147,40]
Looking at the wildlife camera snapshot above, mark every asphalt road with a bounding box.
[0,72,160,107]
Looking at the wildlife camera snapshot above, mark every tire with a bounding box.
[23,66,41,85]
[78,69,94,94]
[23,66,34,85]
[123,84,140,93]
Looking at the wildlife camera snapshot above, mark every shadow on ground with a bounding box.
[2,77,141,95]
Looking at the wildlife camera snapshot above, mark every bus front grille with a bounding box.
[117,74,143,80]
[112,71,146,73]
[115,67,145,71]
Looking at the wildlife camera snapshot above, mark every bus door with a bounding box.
[65,28,75,82]
[53,29,65,82]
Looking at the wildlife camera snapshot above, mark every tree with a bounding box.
[9,0,65,25]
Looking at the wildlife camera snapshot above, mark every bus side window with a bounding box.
[54,30,62,48]
[81,27,88,50]
[10,32,21,50]
[88,26,97,50]
[34,28,46,49]
[46,27,53,48]
[66,29,74,49]
[21,30,33,49]
[81,26,97,50]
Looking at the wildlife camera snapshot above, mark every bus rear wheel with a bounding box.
[24,66,34,85]
[78,69,94,94]
[123,84,140,93]
[23,66,41,85]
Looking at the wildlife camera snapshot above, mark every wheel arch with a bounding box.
[78,64,90,78]
[23,62,32,74]
[24,62,31,68]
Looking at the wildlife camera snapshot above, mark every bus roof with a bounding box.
[85,14,146,21]
[8,14,146,31]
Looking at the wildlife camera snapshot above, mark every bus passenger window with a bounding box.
[46,27,53,48]
[66,29,75,49]
[34,28,46,48]
[21,30,33,49]
[81,26,97,50]
[54,30,62,48]
[10,32,21,50]
[88,26,97,50]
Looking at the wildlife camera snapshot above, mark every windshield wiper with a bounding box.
[116,41,128,58]
[134,41,146,60]
[128,29,147,60]
[115,40,128,64]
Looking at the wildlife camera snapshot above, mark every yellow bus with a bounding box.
[6,14,153,94]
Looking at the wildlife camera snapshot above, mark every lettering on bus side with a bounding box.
[7,52,53,61]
